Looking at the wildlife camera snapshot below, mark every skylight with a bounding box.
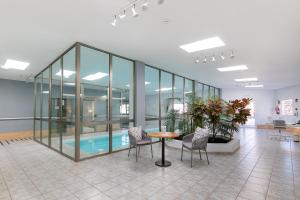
[217,65,248,72]
[1,59,30,70]
[180,36,225,53]
[82,72,108,81]
[235,77,258,82]
[56,70,76,78]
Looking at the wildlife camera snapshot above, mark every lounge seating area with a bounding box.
[1,0,300,199]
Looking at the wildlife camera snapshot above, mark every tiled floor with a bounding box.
[0,128,299,200]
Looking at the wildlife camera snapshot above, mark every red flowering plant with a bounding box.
[206,99,224,140]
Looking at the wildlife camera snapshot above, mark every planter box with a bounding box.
[166,138,240,153]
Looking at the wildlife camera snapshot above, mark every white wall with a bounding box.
[275,84,300,123]
[222,88,275,125]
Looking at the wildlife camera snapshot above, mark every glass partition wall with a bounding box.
[34,42,221,161]
[144,65,221,132]
[34,43,135,161]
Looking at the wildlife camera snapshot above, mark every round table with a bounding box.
[148,132,179,167]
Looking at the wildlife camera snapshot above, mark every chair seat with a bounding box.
[137,140,152,145]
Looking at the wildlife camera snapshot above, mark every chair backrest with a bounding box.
[273,120,286,129]
[128,127,142,144]
[192,135,209,149]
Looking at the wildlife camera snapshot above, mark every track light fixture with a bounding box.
[119,10,126,19]
[142,0,149,11]
[111,15,117,27]
[132,4,139,17]
[111,0,165,26]
[194,49,235,65]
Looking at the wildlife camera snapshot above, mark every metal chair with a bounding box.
[128,128,153,162]
[181,133,209,167]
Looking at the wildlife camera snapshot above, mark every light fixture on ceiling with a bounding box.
[82,72,108,81]
[220,53,225,60]
[56,70,75,78]
[245,84,264,88]
[132,4,139,17]
[180,36,225,53]
[111,15,117,27]
[158,0,165,4]
[126,81,150,87]
[230,50,235,59]
[217,65,248,72]
[235,77,258,82]
[119,10,126,19]
[142,0,149,11]
[1,59,30,70]
[211,55,216,62]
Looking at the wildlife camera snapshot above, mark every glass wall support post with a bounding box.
[75,44,81,162]
[158,70,161,131]
[108,54,113,153]
[48,66,52,147]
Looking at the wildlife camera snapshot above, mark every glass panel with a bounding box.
[209,86,215,99]
[41,68,50,145]
[61,47,76,158]
[203,85,209,101]
[34,74,42,141]
[51,60,61,151]
[174,75,184,114]
[160,71,173,118]
[79,46,110,158]
[184,79,193,112]
[195,82,203,99]
[145,66,159,120]
[145,120,160,133]
[112,56,134,151]
[111,122,134,151]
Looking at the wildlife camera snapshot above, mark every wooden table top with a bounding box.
[148,132,179,139]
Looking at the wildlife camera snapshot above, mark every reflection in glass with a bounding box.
[51,60,61,151]
[174,75,184,114]
[160,71,173,118]
[203,85,209,101]
[145,66,159,120]
[209,86,215,99]
[41,69,49,145]
[61,48,76,158]
[195,82,203,99]
[112,56,134,151]
[79,46,109,158]
[184,79,193,112]
[34,74,42,141]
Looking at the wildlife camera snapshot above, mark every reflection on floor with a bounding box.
[0,128,299,200]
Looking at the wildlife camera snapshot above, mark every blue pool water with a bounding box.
[65,128,159,154]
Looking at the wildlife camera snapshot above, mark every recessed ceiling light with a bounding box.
[245,84,264,88]
[1,59,30,70]
[217,65,248,72]
[82,72,108,81]
[56,70,75,78]
[180,36,225,53]
[235,77,258,82]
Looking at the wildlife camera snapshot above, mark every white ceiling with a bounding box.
[0,0,300,89]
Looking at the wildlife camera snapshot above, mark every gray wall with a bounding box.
[0,79,34,132]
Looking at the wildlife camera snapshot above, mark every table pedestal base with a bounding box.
[155,160,171,167]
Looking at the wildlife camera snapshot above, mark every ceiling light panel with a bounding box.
[235,77,258,82]
[180,36,225,53]
[56,70,75,78]
[217,65,248,72]
[1,59,30,70]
